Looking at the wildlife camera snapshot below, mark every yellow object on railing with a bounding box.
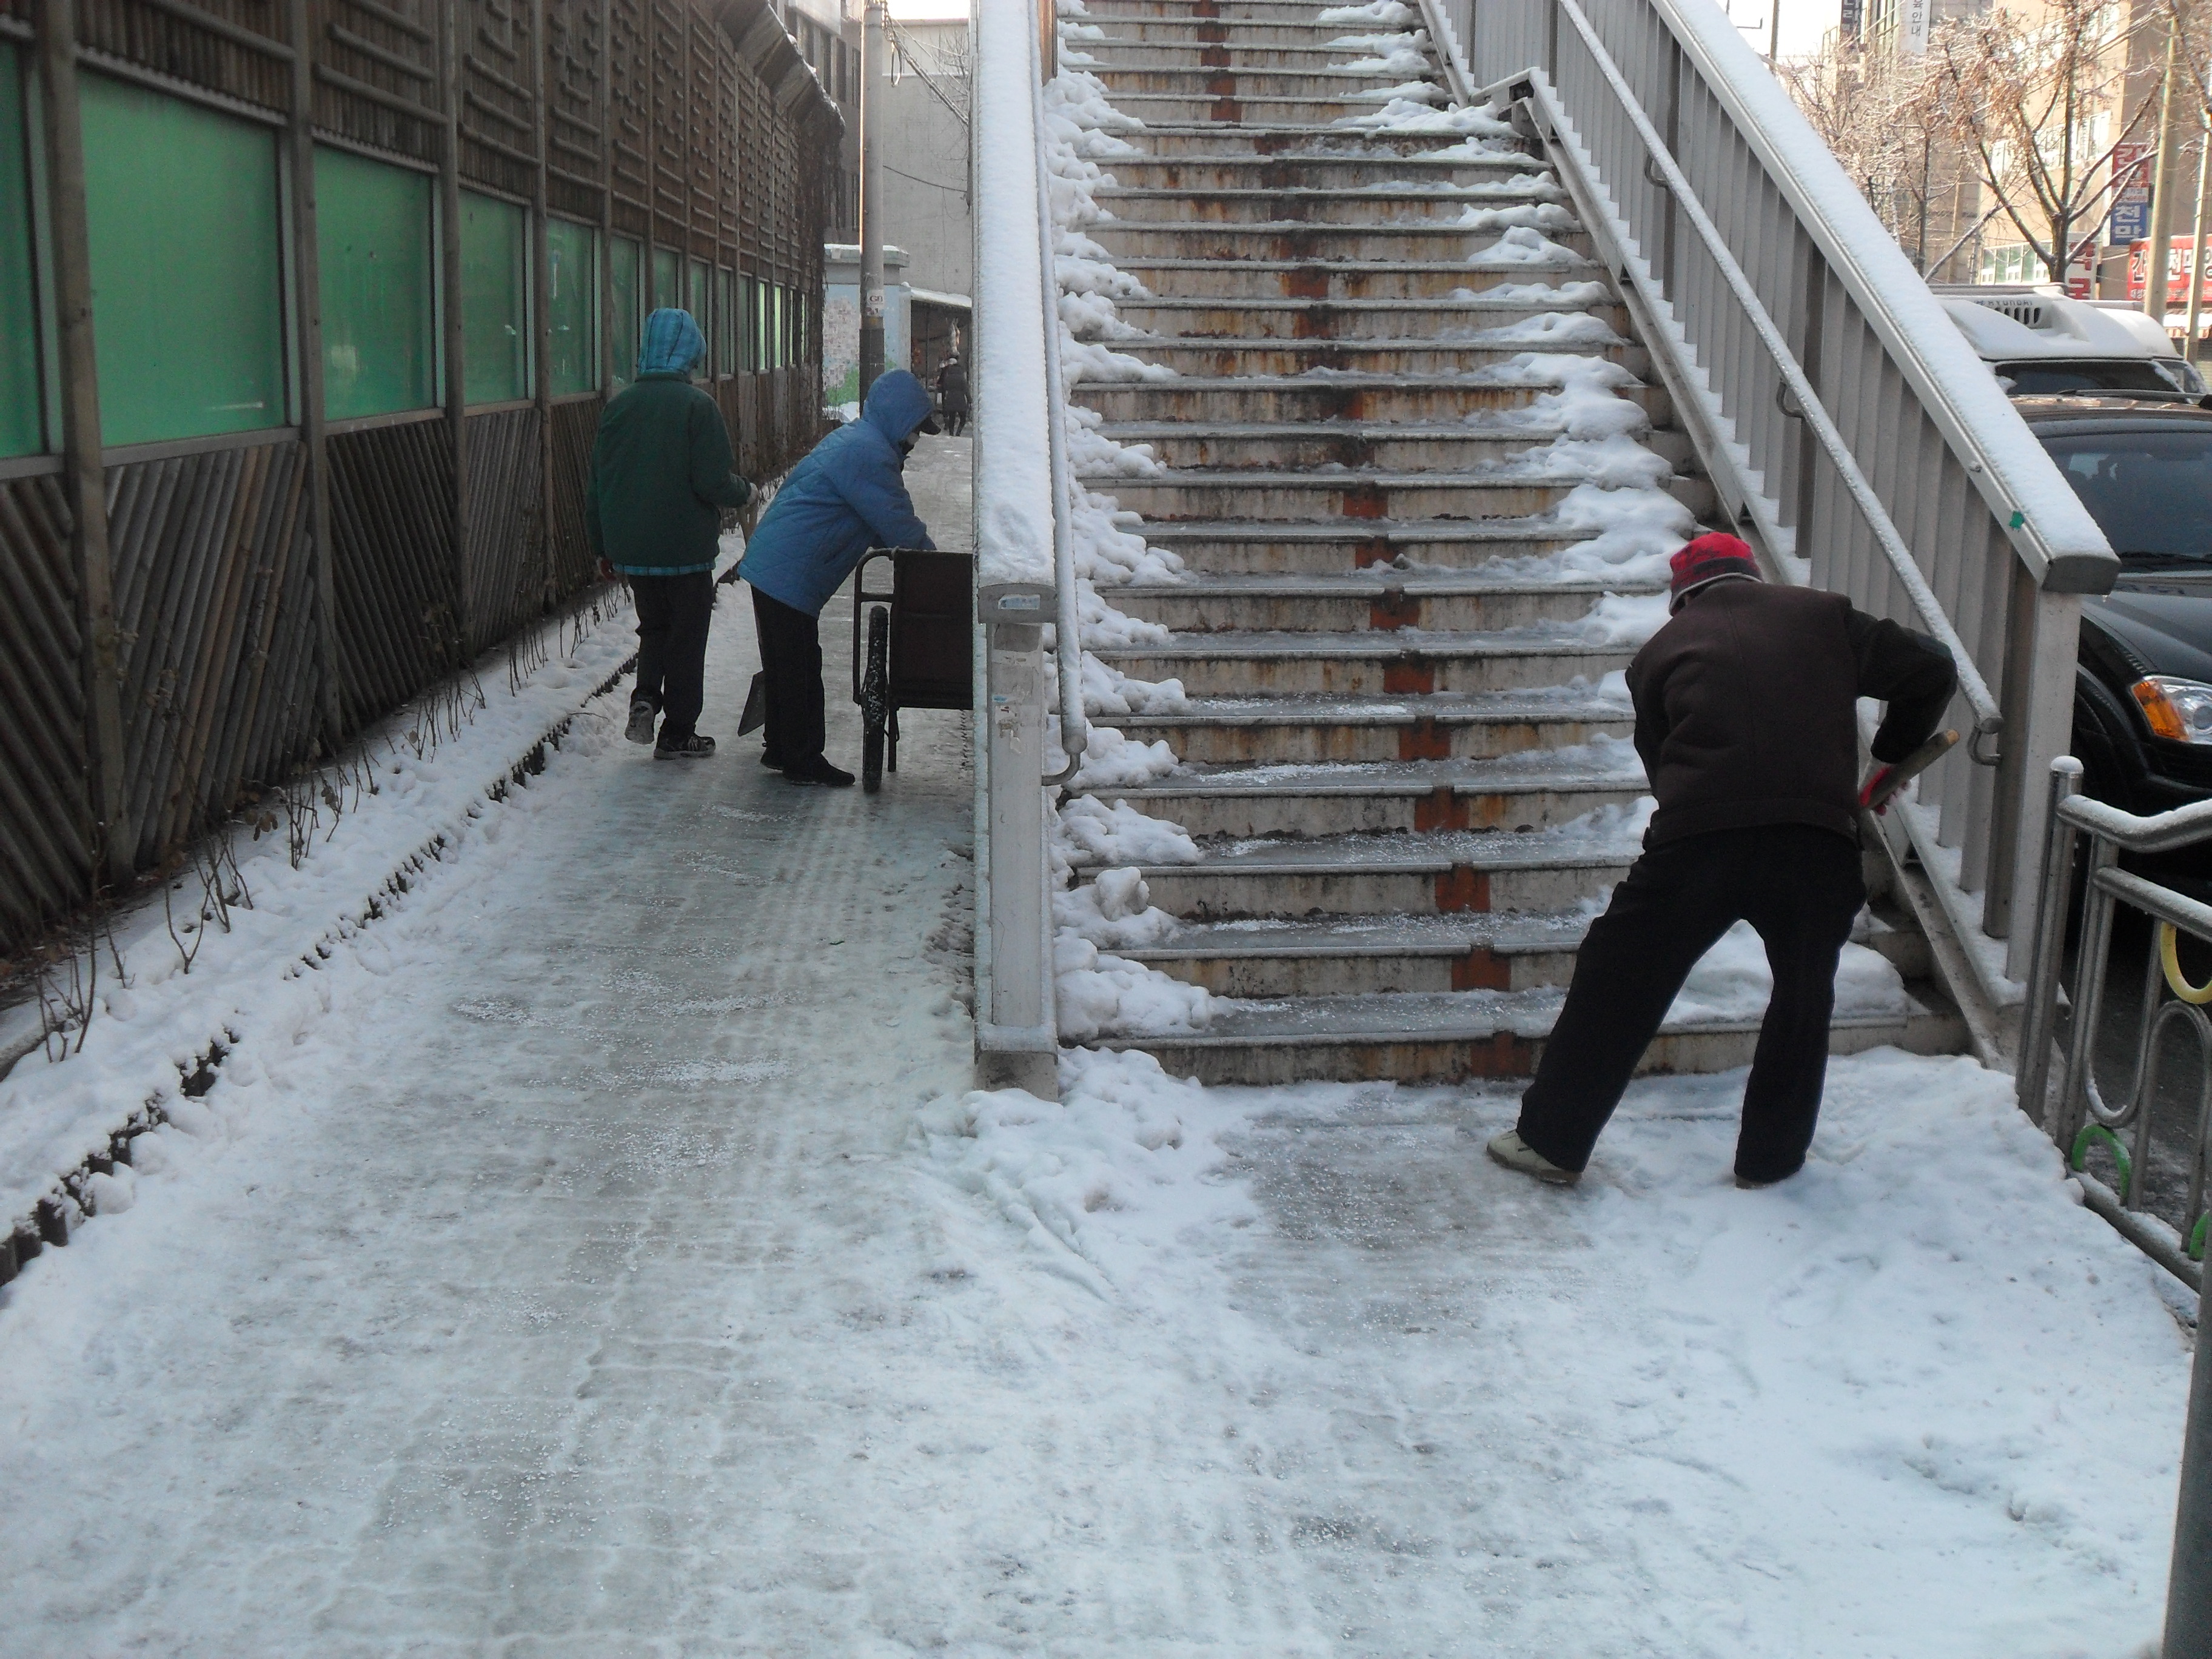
[2157,922,2212,1005]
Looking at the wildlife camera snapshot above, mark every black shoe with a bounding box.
[655,733,717,759]
[782,757,855,787]
[625,697,658,745]
[759,751,787,769]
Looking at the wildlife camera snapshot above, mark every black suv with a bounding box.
[2022,395,2212,827]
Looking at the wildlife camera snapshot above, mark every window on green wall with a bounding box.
[651,246,680,313]
[0,43,44,458]
[686,257,708,343]
[714,268,734,377]
[546,217,596,397]
[771,284,785,370]
[460,191,528,404]
[81,74,285,447]
[609,235,640,390]
[315,147,434,422]
[742,275,757,372]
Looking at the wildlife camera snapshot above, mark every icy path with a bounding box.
[0,438,2195,1656]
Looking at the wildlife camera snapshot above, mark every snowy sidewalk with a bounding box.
[0,443,2196,1657]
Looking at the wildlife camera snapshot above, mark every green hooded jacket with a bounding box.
[585,310,752,575]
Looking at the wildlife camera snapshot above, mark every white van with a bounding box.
[1931,286,2209,400]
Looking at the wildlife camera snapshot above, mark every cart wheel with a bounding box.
[862,605,890,794]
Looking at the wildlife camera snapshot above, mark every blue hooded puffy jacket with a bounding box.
[737,370,937,616]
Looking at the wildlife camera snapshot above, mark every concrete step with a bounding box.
[1113,514,1611,574]
[1071,374,1664,426]
[1124,124,1526,158]
[1075,40,1456,70]
[1080,0,1376,19]
[1089,625,1638,695]
[1119,910,1591,996]
[1091,220,1592,264]
[1093,183,1563,225]
[1098,991,1967,1086]
[1085,470,1600,523]
[1110,295,1624,341]
[1095,420,1692,472]
[1084,65,1436,96]
[1105,257,1607,300]
[1082,754,1647,837]
[1075,21,1395,47]
[1107,571,1659,633]
[1081,823,1643,920]
[1101,338,1637,378]
[1100,152,1547,190]
[1111,689,1634,764]
[1094,91,1443,125]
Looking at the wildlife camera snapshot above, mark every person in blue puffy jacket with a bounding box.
[736,369,939,786]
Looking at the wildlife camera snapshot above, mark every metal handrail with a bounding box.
[1476,32,2002,748]
[1028,5,1088,786]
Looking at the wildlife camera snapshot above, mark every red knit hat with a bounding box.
[1668,532,1761,612]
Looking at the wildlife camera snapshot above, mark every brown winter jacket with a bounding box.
[1625,580,1958,848]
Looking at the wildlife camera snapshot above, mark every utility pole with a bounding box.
[2147,15,2182,324]
[2187,111,2210,362]
[859,0,886,396]
[1768,0,1780,62]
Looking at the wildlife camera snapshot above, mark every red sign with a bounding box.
[2128,236,2212,306]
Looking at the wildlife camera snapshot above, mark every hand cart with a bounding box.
[851,548,974,794]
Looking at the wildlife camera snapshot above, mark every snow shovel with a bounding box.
[737,672,767,737]
[1858,729,1959,816]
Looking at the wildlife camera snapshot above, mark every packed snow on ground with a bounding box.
[0,561,2179,1656]
[1337,96,1521,135]
[0,595,639,1241]
[1467,223,1587,266]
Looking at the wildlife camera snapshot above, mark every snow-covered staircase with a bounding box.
[1057,0,1968,1085]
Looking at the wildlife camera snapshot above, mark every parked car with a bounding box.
[2016,397,2212,846]
[1934,286,2210,399]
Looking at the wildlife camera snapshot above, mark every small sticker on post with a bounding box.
[864,287,885,318]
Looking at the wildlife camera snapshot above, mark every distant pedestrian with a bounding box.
[935,352,969,437]
[1487,534,1958,1190]
[587,308,754,760]
[734,369,939,786]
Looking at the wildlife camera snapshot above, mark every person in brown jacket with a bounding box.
[1488,532,1959,1190]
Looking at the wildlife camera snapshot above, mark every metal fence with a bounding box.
[1426,0,2116,1005]
[0,0,839,954]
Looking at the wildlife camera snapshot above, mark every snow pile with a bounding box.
[1065,404,1163,478]
[1333,48,1431,75]
[1053,931,1213,1044]
[1057,722,1181,789]
[1568,589,1674,645]
[1445,200,1580,234]
[1336,99,1520,136]
[1327,28,1429,50]
[1456,309,1621,347]
[1467,224,1584,267]
[1671,920,1912,1022]
[1347,79,1447,105]
[1551,481,1697,584]
[1054,794,1202,870]
[914,1047,1252,1292]
[1415,135,1538,159]
[1082,652,1190,717]
[1485,350,1652,438]
[1054,866,1182,951]
[1318,0,1416,24]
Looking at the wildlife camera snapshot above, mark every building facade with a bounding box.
[0,0,840,950]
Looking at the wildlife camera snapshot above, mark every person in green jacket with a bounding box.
[586,308,754,759]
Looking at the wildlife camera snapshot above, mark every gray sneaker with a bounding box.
[1486,1129,1580,1185]
[625,697,657,745]
[654,732,717,760]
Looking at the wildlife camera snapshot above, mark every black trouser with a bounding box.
[630,570,714,745]
[1515,823,1866,1184]
[942,404,967,436]
[751,586,826,769]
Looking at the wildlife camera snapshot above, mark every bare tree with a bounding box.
[1930,0,2164,284]
[1780,43,1962,269]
